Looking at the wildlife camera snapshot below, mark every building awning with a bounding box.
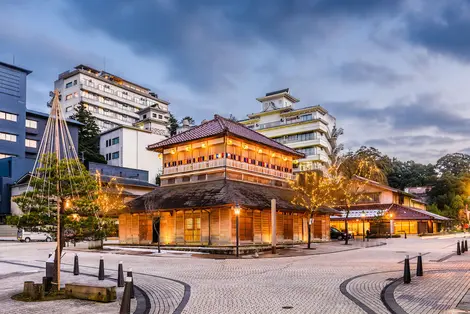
[127,178,341,215]
[330,203,450,221]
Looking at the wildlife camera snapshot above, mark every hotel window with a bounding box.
[168,178,175,185]
[300,114,313,121]
[158,114,163,119]
[112,137,119,145]
[26,119,37,129]
[65,82,72,88]
[25,139,37,148]
[0,153,13,159]
[0,133,17,142]
[112,151,119,159]
[182,176,190,182]
[65,94,73,100]
[152,113,157,118]
[73,80,77,86]
[197,174,206,181]
[0,111,18,122]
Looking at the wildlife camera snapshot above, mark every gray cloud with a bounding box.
[326,94,470,136]
[64,0,404,92]
[404,1,470,62]
[337,61,411,86]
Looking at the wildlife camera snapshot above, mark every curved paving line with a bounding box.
[339,270,397,314]
[0,260,151,314]
[60,262,191,314]
[380,268,469,314]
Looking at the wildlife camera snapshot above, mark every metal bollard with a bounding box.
[404,255,411,284]
[73,254,79,276]
[416,253,423,276]
[404,232,407,239]
[465,240,468,252]
[119,276,132,314]
[118,261,124,288]
[98,254,105,280]
[457,241,461,255]
[127,268,135,299]
[461,240,465,254]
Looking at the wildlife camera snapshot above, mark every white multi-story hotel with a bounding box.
[55,64,170,135]
[239,89,335,172]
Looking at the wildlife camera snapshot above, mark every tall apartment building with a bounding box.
[239,89,335,172]
[55,64,170,135]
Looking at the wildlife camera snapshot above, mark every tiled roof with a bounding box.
[127,178,340,214]
[147,115,304,157]
[330,203,450,221]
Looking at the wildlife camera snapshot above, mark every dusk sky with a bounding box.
[2,0,470,163]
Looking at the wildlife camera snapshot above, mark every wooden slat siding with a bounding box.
[131,214,140,244]
[293,214,299,242]
[176,211,184,244]
[302,217,308,242]
[210,209,220,244]
[276,212,283,242]
[160,212,175,244]
[174,210,177,244]
[118,214,128,243]
[324,215,330,240]
[313,217,322,239]
[231,210,236,244]
[253,210,262,243]
[138,214,151,244]
[261,210,271,244]
[201,210,210,244]
[220,207,231,244]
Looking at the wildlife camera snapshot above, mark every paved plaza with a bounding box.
[0,235,469,313]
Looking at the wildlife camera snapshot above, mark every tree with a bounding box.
[180,116,195,125]
[327,125,344,167]
[8,154,100,290]
[387,159,437,190]
[333,157,385,245]
[289,171,337,249]
[70,104,106,163]
[436,153,470,176]
[227,114,237,122]
[167,113,179,136]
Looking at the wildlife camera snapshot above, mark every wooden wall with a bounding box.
[119,208,331,245]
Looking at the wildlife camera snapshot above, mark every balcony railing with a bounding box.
[80,83,148,111]
[163,158,294,180]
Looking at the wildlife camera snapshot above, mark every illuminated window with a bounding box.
[65,94,72,100]
[0,132,17,142]
[0,153,13,159]
[0,111,18,122]
[25,139,37,148]
[184,214,201,242]
[26,119,37,129]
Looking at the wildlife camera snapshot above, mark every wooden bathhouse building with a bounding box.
[120,115,339,246]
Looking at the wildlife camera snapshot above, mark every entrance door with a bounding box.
[152,217,160,243]
[418,222,427,234]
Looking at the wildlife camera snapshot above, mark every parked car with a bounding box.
[17,229,53,243]
[330,227,352,240]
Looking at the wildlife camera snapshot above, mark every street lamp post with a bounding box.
[234,204,241,258]
[361,211,366,242]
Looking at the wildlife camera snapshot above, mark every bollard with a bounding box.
[466,240,468,252]
[48,252,53,259]
[118,261,124,288]
[404,232,407,239]
[127,268,135,299]
[404,255,411,284]
[73,254,79,276]
[461,240,465,254]
[98,254,105,280]
[416,253,423,276]
[457,241,461,255]
[119,277,132,314]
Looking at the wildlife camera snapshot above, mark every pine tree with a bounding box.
[70,104,106,163]
[168,112,179,136]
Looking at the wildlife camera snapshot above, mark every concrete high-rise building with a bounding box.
[55,64,170,135]
[239,89,336,172]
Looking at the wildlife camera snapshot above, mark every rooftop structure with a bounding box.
[240,89,336,172]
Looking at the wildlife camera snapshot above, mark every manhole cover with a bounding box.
[282,306,293,309]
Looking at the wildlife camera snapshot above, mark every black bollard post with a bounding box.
[127,268,135,299]
[404,255,411,284]
[119,276,132,314]
[465,240,468,252]
[416,253,423,276]
[118,261,124,288]
[48,252,52,259]
[98,254,105,280]
[461,240,465,254]
[73,254,79,276]
[404,232,407,239]
[457,241,461,255]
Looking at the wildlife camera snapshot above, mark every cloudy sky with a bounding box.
[2,0,470,163]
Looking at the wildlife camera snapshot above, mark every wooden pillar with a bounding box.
[271,199,276,254]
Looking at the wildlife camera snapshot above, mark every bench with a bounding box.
[65,282,116,302]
